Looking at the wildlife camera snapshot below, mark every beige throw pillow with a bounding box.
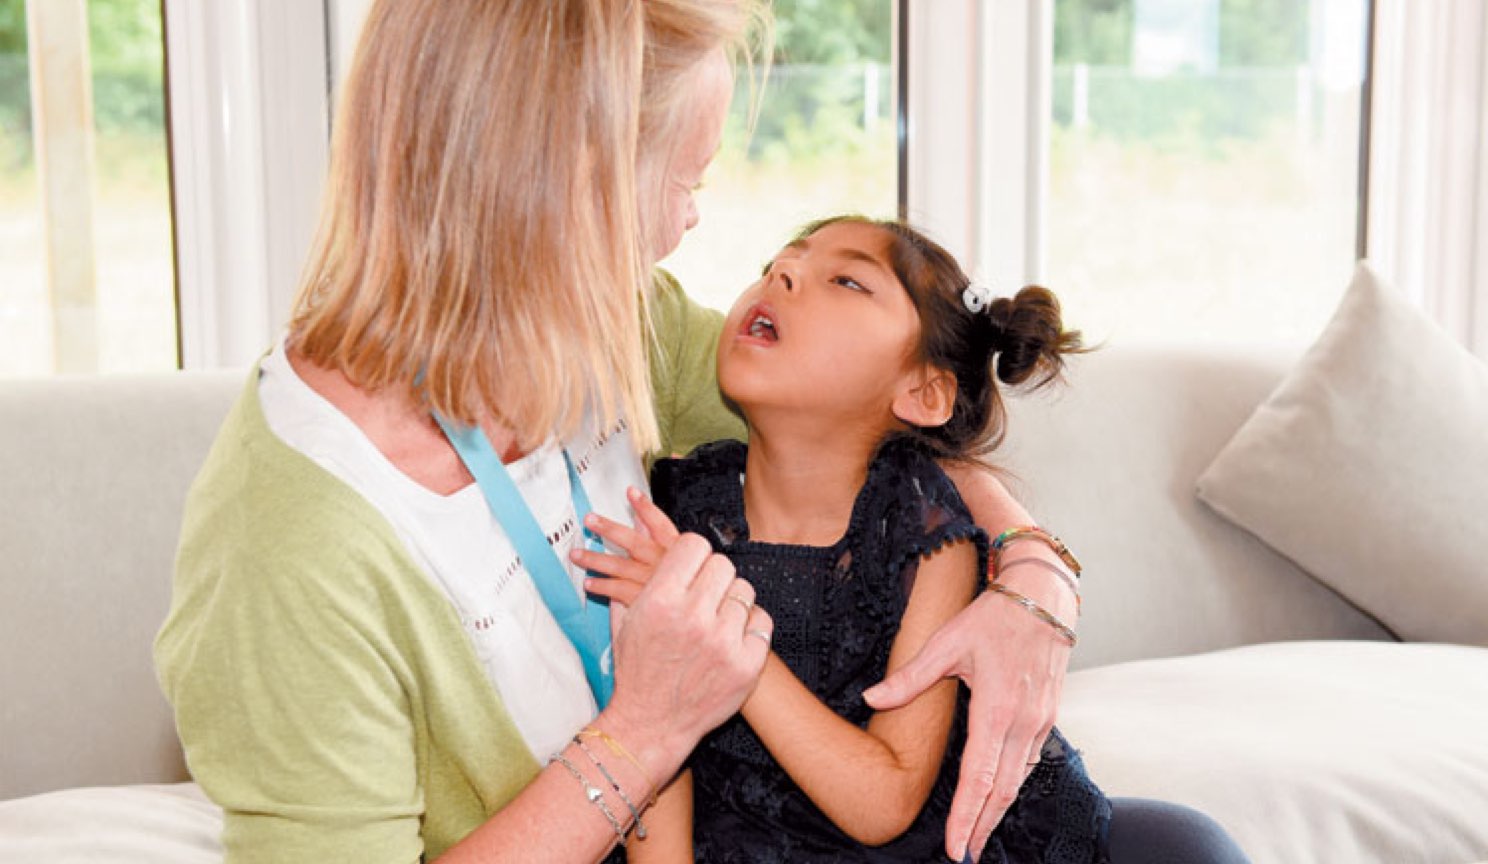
[1196,261,1488,646]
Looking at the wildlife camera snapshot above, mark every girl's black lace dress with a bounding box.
[649,437,1111,864]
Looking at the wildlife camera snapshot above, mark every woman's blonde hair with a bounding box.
[288,0,770,453]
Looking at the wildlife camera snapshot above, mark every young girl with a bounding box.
[580,217,1245,863]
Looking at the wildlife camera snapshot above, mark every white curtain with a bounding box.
[1367,0,1488,358]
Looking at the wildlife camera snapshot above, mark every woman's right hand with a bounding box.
[588,532,772,788]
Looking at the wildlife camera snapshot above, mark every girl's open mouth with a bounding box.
[740,303,779,343]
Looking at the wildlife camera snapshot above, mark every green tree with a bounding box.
[0,0,164,152]
[87,0,166,133]
[742,0,893,163]
[1219,0,1309,66]
[1054,0,1134,65]
[773,0,891,64]
[0,0,29,162]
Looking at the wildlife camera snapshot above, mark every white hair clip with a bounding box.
[962,284,992,314]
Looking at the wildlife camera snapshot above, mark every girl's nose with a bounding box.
[771,261,798,294]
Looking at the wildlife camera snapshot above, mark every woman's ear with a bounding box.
[892,365,956,428]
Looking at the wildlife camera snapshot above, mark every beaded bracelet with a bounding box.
[996,556,1081,611]
[988,582,1078,646]
[553,752,628,846]
[573,735,648,839]
[991,525,1083,578]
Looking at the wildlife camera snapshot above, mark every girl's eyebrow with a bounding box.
[779,236,893,279]
[835,247,890,272]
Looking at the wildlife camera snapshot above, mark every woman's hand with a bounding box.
[582,491,771,789]
[862,583,1070,862]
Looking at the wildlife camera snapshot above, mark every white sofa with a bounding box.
[2,346,1486,863]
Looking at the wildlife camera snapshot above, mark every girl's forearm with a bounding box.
[740,654,954,845]
[624,770,694,864]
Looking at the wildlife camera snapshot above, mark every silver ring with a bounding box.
[745,628,772,645]
[725,593,754,614]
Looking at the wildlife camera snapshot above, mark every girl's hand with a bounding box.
[573,487,680,606]
[594,533,773,788]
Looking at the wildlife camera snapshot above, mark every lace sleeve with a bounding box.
[855,437,990,598]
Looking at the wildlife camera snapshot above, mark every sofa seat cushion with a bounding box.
[0,783,221,863]
[1060,641,1488,864]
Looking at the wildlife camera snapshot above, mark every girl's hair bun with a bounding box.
[988,286,1082,389]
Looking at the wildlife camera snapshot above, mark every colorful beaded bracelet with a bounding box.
[991,525,1083,578]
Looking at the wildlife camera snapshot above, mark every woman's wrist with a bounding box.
[990,548,1080,624]
[589,707,688,798]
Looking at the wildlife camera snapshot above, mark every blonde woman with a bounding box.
[157,1,1083,863]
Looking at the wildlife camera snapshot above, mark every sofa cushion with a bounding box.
[1059,641,1488,864]
[997,345,1391,670]
[1196,261,1488,646]
[0,783,222,863]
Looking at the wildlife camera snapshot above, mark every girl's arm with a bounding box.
[579,495,978,846]
[864,463,1076,862]
[624,771,694,864]
[740,541,979,845]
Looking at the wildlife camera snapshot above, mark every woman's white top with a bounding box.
[257,340,647,761]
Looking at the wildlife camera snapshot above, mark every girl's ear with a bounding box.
[892,365,956,428]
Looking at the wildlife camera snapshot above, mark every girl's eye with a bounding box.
[833,276,870,294]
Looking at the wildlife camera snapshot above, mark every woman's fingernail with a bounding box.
[584,514,600,527]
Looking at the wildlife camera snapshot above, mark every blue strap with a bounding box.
[435,417,614,708]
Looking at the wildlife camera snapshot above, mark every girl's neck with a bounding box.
[741,417,887,546]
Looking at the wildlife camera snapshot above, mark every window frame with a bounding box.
[162,0,329,369]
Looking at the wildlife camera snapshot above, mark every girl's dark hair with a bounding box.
[794,215,1084,460]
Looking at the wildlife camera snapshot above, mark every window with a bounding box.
[905,0,1371,348]
[1047,0,1370,345]
[659,0,898,312]
[0,0,177,377]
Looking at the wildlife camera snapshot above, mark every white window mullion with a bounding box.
[27,0,98,374]
[904,0,979,269]
[907,0,1051,291]
[164,0,329,370]
[1472,3,1488,356]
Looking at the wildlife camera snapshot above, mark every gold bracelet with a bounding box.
[988,582,1078,646]
[578,725,655,806]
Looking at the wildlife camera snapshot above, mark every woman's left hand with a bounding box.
[573,486,680,605]
[863,567,1072,863]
